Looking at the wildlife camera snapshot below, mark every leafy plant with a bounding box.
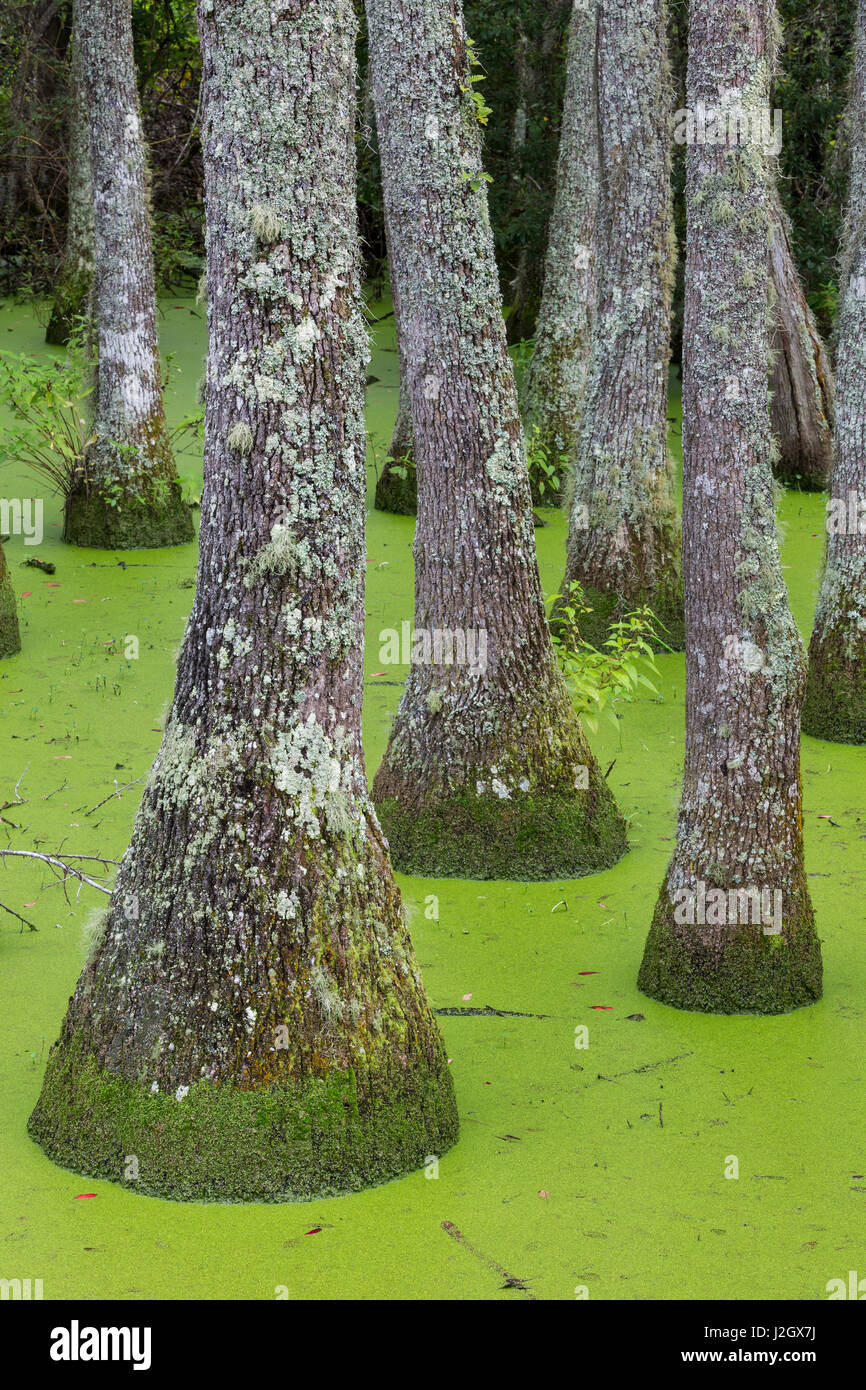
[525,424,565,502]
[550,580,664,735]
[460,32,494,127]
[0,329,204,503]
[0,330,95,497]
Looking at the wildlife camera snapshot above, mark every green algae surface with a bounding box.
[1,297,864,1300]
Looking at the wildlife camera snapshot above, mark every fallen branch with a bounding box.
[0,849,118,902]
[77,777,144,818]
[0,899,38,932]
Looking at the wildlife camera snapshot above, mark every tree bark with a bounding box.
[522,0,600,497]
[366,0,627,880]
[638,0,822,1013]
[46,20,95,347]
[0,541,21,659]
[768,190,835,491]
[29,0,457,1203]
[555,0,683,652]
[803,0,866,741]
[63,0,193,550]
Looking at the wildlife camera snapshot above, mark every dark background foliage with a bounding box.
[0,0,858,345]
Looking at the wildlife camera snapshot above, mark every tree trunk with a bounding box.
[374,375,417,515]
[29,0,457,1203]
[803,0,866,741]
[505,2,571,345]
[366,0,627,881]
[768,190,835,491]
[46,21,95,347]
[0,541,21,659]
[638,0,823,1013]
[63,0,193,550]
[375,212,417,515]
[555,0,683,652]
[521,0,600,498]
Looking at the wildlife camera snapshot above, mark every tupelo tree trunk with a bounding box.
[29,0,457,1203]
[522,0,600,498]
[803,0,866,741]
[637,0,822,1013]
[768,190,835,491]
[366,0,627,881]
[63,0,193,550]
[374,374,417,515]
[555,0,683,652]
[505,1,571,345]
[46,17,95,347]
[0,540,21,659]
[374,230,417,515]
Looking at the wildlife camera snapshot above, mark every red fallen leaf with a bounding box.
[578,971,598,976]
[73,599,87,604]
[305,1227,322,1235]
[46,583,60,588]
[20,592,32,598]
[591,1005,613,1010]
[369,671,387,678]
[74,1193,97,1199]
[24,901,37,907]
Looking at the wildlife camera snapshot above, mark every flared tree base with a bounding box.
[0,569,21,659]
[28,1030,458,1203]
[374,464,417,516]
[64,482,195,550]
[637,878,823,1014]
[771,458,831,494]
[375,782,628,881]
[802,641,866,744]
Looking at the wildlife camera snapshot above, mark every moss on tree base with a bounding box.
[28,1030,458,1203]
[637,881,823,1014]
[64,482,195,550]
[802,648,866,744]
[374,465,417,516]
[375,783,628,881]
[0,559,21,659]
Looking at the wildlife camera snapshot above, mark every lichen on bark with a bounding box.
[637,0,822,1014]
[62,0,193,550]
[29,0,457,1203]
[365,0,627,880]
[554,0,684,653]
[802,0,866,743]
